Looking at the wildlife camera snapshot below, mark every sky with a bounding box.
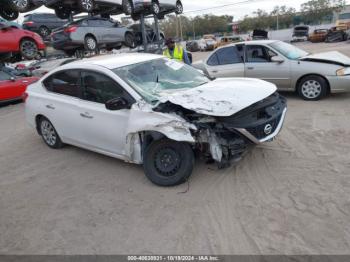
[18,0,350,22]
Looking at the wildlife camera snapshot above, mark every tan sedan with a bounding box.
[193,40,350,100]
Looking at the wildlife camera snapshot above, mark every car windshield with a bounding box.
[269,41,309,60]
[113,58,209,104]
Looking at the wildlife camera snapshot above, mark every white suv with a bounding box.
[25,54,287,186]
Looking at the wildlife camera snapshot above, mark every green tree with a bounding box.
[301,0,346,24]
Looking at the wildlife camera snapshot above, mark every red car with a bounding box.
[0,22,46,60]
[0,70,39,104]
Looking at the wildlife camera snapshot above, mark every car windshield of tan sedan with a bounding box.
[269,41,309,60]
[113,58,209,104]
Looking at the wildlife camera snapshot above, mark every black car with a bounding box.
[252,29,268,40]
[22,13,67,38]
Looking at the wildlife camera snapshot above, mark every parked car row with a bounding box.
[0,0,183,21]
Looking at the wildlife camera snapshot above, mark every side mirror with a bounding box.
[105,97,130,111]
[271,56,285,63]
[10,77,16,82]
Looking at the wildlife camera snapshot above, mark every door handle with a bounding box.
[247,67,254,70]
[46,104,55,110]
[80,112,93,119]
[211,70,218,73]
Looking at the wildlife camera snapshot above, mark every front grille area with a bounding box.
[218,92,287,141]
[246,114,282,139]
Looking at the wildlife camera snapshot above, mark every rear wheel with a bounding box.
[143,139,194,187]
[175,1,183,14]
[39,117,63,149]
[39,26,51,38]
[124,32,136,48]
[0,9,19,21]
[78,0,94,12]
[84,35,97,51]
[297,75,328,101]
[20,39,38,60]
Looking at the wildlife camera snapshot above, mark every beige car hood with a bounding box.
[300,51,350,66]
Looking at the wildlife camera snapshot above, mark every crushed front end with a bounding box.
[155,92,287,167]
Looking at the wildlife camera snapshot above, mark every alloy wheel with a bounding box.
[39,27,50,37]
[301,80,322,99]
[81,0,93,11]
[176,2,183,13]
[21,41,38,59]
[41,120,57,146]
[152,2,160,14]
[13,0,28,9]
[86,37,96,50]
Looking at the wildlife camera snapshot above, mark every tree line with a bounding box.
[158,0,346,39]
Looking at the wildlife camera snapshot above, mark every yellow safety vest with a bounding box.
[163,45,184,62]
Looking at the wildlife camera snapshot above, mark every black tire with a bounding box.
[20,39,38,60]
[8,0,29,12]
[39,26,51,38]
[64,49,77,57]
[38,117,64,149]
[131,13,140,21]
[175,0,183,14]
[124,32,136,48]
[143,139,194,187]
[151,1,160,15]
[55,6,70,19]
[78,0,94,12]
[0,9,19,21]
[297,75,328,101]
[123,0,133,15]
[84,35,97,51]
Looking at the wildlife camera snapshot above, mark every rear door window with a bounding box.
[43,70,81,98]
[215,46,243,65]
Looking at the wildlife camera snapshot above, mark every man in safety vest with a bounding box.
[163,38,191,65]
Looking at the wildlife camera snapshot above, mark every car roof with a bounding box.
[223,40,278,47]
[66,53,163,70]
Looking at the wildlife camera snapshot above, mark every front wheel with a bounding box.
[20,39,38,60]
[175,1,183,14]
[39,26,51,38]
[143,139,194,187]
[297,75,328,101]
[39,117,64,149]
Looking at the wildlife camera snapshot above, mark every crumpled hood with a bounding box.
[157,78,277,117]
[300,51,350,66]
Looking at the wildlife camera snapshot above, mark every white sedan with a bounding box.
[25,54,287,186]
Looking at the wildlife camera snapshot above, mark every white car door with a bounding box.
[244,44,291,90]
[77,70,134,156]
[41,70,84,144]
[205,46,245,78]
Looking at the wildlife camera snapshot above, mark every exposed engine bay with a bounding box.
[154,92,287,167]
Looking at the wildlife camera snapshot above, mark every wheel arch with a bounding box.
[35,114,45,135]
[295,73,330,94]
[19,37,37,50]
[85,33,98,44]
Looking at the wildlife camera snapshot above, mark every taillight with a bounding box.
[64,26,77,33]
[22,92,29,102]
[23,21,34,26]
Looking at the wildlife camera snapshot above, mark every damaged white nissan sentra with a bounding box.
[25,53,287,186]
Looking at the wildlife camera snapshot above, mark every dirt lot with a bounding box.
[1,42,350,255]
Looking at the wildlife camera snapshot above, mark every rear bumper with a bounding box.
[326,75,350,93]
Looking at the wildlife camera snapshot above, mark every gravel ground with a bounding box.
[0,42,350,255]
